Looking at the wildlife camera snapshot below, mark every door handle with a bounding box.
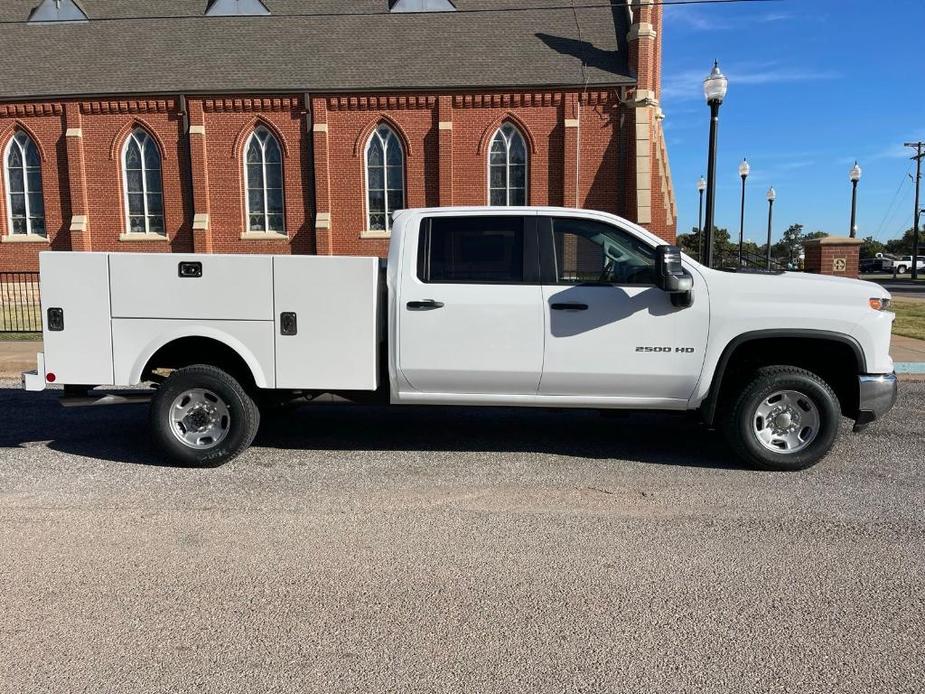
[550,302,589,311]
[407,300,445,311]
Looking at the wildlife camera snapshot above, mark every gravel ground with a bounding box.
[0,380,923,693]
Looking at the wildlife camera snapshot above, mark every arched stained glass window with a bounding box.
[489,123,527,207]
[122,128,164,234]
[4,131,45,236]
[244,126,285,233]
[365,125,405,232]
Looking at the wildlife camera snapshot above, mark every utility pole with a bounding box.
[906,142,925,281]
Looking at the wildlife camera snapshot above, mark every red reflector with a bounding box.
[46,373,56,383]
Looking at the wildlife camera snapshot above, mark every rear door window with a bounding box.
[417,216,538,284]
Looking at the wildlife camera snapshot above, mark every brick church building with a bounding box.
[0,0,676,272]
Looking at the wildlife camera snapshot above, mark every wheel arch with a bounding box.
[132,330,271,390]
[701,329,866,426]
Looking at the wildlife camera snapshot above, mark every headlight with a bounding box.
[869,297,892,311]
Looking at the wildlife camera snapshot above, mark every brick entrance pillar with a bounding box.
[803,236,862,277]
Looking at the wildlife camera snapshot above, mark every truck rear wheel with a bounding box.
[722,366,841,471]
[149,365,260,466]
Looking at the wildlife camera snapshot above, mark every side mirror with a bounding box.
[655,245,693,293]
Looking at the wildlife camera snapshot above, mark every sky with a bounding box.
[661,0,925,244]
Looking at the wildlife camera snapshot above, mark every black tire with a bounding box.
[149,365,260,466]
[897,265,908,275]
[722,366,841,471]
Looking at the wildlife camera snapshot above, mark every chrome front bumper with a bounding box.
[854,373,898,431]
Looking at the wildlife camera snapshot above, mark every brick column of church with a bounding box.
[187,100,212,254]
[563,92,580,208]
[625,0,659,228]
[311,97,333,255]
[437,95,454,206]
[63,103,91,251]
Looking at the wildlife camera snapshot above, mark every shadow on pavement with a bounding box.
[0,386,746,471]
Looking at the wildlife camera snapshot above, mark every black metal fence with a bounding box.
[716,249,789,273]
[0,272,41,333]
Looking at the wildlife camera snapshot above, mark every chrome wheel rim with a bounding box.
[752,389,820,454]
[169,389,231,450]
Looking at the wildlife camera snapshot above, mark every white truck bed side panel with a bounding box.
[109,254,274,321]
[273,256,379,390]
[39,252,114,385]
[111,319,276,388]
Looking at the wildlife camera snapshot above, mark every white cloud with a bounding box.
[661,62,841,103]
[667,7,794,32]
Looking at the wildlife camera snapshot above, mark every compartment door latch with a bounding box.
[178,262,203,278]
[280,312,298,336]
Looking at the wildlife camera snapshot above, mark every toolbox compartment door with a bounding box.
[39,252,114,385]
[109,254,274,321]
[273,256,379,390]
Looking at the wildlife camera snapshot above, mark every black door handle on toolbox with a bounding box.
[407,300,445,311]
[550,302,589,311]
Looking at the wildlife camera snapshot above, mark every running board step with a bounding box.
[60,389,156,407]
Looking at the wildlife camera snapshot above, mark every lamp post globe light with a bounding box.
[702,61,728,269]
[766,186,776,270]
[849,161,862,238]
[697,175,706,261]
[738,158,750,267]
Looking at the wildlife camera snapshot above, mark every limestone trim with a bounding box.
[69,215,88,233]
[192,213,210,231]
[628,22,657,40]
[1,234,49,244]
[239,231,290,241]
[315,212,331,229]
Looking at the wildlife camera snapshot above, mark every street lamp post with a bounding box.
[697,176,706,262]
[766,187,776,270]
[702,62,728,269]
[738,158,750,267]
[849,161,862,238]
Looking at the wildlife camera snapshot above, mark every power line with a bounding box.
[875,163,914,240]
[0,0,785,26]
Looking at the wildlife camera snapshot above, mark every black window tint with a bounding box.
[551,218,655,286]
[419,216,527,284]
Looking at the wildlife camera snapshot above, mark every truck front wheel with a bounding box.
[149,365,260,466]
[723,366,841,471]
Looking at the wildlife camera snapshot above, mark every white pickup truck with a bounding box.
[23,207,897,471]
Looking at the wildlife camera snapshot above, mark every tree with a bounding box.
[676,226,732,260]
[884,228,919,256]
[772,224,806,268]
[859,236,886,259]
[804,231,829,240]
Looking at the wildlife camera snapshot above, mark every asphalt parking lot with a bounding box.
[1,380,923,693]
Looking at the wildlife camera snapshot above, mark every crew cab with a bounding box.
[23,207,898,471]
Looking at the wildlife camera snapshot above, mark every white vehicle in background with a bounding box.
[23,207,898,471]
[883,255,925,275]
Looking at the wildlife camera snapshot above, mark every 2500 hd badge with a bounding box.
[636,346,696,353]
